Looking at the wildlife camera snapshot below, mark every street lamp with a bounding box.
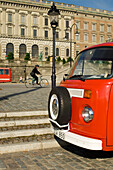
[65,23,79,67]
[48,2,60,89]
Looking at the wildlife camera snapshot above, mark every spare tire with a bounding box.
[48,86,72,127]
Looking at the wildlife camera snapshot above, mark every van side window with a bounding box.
[0,69,3,75]
[5,69,9,75]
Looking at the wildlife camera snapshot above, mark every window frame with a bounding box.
[33,29,37,37]
[21,28,25,36]
[8,13,12,23]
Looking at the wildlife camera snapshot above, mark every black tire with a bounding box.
[40,79,49,87]
[48,86,72,126]
[25,78,32,88]
[25,78,37,88]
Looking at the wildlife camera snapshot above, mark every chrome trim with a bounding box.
[54,129,102,150]
[49,118,69,128]
[67,88,84,98]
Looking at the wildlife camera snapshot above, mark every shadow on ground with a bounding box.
[0,87,41,101]
[55,136,113,159]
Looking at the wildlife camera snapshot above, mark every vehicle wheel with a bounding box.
[25,78,32,88]
[40,79,49,87]
[48,86,72,127]
[32,79,37,88]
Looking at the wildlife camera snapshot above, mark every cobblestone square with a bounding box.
[0,83,113,169]
[0,83,50,112]
[0,145,113,169]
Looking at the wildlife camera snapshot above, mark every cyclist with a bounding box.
[30,65,41,84]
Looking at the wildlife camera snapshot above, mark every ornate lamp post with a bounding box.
[48,3,60,88]
[65,23,79,67]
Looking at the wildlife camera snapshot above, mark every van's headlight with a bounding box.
[82,106,93,123]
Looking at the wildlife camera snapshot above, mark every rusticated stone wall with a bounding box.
[0,61,70,84]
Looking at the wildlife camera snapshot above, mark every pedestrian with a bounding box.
[19,76,23,83]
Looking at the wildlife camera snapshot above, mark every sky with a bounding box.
[52,0,113,11]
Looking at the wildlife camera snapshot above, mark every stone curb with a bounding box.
[0,128,53,139]
[0,118,50,128]
[0,140,60,154]
[0,111,48,117]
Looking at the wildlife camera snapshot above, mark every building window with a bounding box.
[65,32,69,40]
[92,34,96,42]
[19,44,26,59]
[33,29,37,37]
[100,24,104,32]
[21,28,25,36]
[66,20,69,28]
[32,45,38,58]
[21,15,25,24]
[84,33,88,41]
[45,30,48,39]
[100,35,104,42]
[6,43,14,55]
[56,48,59,56]
[107,25,111,33]
[45,18,48,26]
[45,47,48,56]
[108,36,111,41]
[8,14,12,22]
[92,23,96,31]
[84,22,88,30]
[66,48,69,57]
[33,17,37,25]
[8,27,12,36]
[56,32,59,39]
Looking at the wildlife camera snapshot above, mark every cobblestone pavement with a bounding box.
[0,144,113,170]
[1,83,113,169]
[0,83,51,112]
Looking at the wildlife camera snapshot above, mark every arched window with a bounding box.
[45,47,48,56]
[19,44,26,59]
[32,45,38,58]
[66,48,69,57]
[56,48,59,56]
[6,43,14,55]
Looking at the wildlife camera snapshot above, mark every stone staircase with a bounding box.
[0,111,59,154]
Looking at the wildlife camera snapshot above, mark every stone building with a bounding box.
[75,6,113,55]
[0,0,75,61]
[0,0,113,61]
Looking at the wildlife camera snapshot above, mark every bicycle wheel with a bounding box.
[40,79,49,88]
[25,78,32,88]
[32,79,37,88]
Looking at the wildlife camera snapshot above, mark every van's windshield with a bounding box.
[69,47,113,80]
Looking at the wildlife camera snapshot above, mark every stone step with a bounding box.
[0,140,59,154]
[0,111,59,153]
[0,128,53,139]
[0,111,48,121]
[0,123,50,132]
[0,118,50,127]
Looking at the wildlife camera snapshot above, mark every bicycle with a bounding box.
[25,75,49,88]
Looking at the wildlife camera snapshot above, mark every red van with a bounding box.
[0,68,11,82]
[48,42,113,151]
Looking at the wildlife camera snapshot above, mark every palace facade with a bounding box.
[0,0,113,61]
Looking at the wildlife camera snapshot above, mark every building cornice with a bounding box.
[1,0,113,18]
[0,34,72,43]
